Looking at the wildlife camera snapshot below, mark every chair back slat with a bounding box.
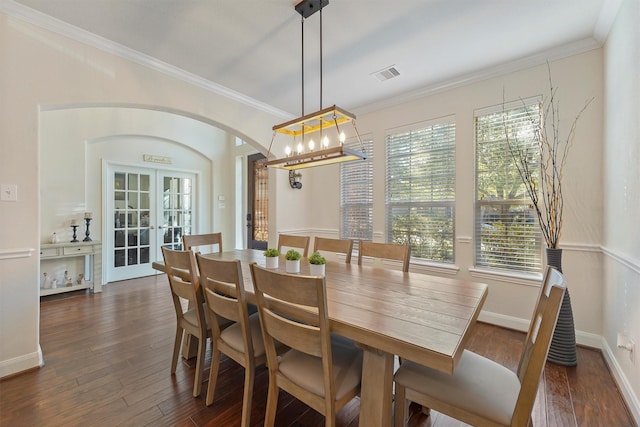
[313,237,353,263]
[277,234,311,257]
[183,232,223,253]
[357,240,411,272]
[261,309,323,357]
[205,287,241,323]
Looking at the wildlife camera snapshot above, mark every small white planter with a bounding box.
[265,256,279,269]
[286,259,300,273]
[309,263,326,276]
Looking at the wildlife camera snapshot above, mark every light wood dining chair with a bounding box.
[277,234,310,257]
[313,237,353,263]
[357,241,411,272]
[182,232,223,254]
[195,254,264,427]
[249,263,363,427]
[393,266,567,427]
[161,246,210,397]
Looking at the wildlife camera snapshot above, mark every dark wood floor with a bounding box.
[0,275,635,427]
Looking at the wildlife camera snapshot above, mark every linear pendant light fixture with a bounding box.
[264,0,367,170]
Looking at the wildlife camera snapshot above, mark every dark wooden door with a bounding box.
[247,153,268,250]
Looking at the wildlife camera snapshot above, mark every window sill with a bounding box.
[411,259,459,276]
[468,267,542,287]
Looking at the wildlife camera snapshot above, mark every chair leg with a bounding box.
[205,347,221,406]
[171,327,183,374]
[325,403,336,427]
[394,384,408,427]
[264,374,279,427]
[240,364,255,427]
[192,336,206,397]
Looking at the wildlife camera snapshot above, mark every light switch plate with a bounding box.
[1,184,18,201]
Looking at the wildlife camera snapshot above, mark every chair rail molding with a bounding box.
[601,245,640,275]
[0,248,35,260]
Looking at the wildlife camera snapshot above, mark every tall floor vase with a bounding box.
[546,248,578,366]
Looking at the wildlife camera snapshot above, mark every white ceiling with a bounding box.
[5,0,618,117]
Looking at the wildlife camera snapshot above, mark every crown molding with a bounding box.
[593,0,623,43]
[1,1,292,121]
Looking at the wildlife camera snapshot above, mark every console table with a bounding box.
[39,241,102,296]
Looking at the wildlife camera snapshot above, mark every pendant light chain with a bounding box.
[265,0,367,170]
[301,15,304,118]
[319,6,323,111]
[319,6,323,143]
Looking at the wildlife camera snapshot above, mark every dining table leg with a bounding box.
[358,346,394,427]
[182,333,198,360]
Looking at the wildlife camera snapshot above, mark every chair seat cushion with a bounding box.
[394,350,520,425]
[220,312,265,357]
[183,307,200,327]
[279,334,363,400]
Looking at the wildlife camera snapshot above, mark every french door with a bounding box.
[106,164,195,282]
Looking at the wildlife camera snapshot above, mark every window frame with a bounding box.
[340,137,374,244]
[384,117,456,264]
[474,97,543,274]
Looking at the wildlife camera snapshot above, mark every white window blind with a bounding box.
[340,138,374,242]
[385,120,455,262]
[475,100,542,272]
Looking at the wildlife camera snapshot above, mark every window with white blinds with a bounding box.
[475,99,542,272]
[340,138,374,242]
[385,119,455,262]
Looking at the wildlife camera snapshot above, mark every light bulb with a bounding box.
[322,135,329,148]
[308,139,315,150]
[339,131,346,144]
[285,145,291,156]
[297,142,303,154]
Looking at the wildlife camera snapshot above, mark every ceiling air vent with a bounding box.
[371,65,400,82]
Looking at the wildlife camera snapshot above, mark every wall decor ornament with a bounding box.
[70,219,79,242]
[43,272,51,289]
[83,212,93,242]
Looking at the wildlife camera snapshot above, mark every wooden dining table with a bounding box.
[153,248,488,427]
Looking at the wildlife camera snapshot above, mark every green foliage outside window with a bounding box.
[386,121,456,263]
[475,103,542,272]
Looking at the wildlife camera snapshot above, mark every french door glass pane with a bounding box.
[113,171,151,268]
[162,176,193,250]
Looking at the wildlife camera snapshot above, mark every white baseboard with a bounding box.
[478,310,530,332]
[602,338,640,424]
[478,310,602,349]
[0,345,43,379]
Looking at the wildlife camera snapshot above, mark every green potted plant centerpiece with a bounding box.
[308,251,326,276]
[285,249,301,273]
[264,248,279,269]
